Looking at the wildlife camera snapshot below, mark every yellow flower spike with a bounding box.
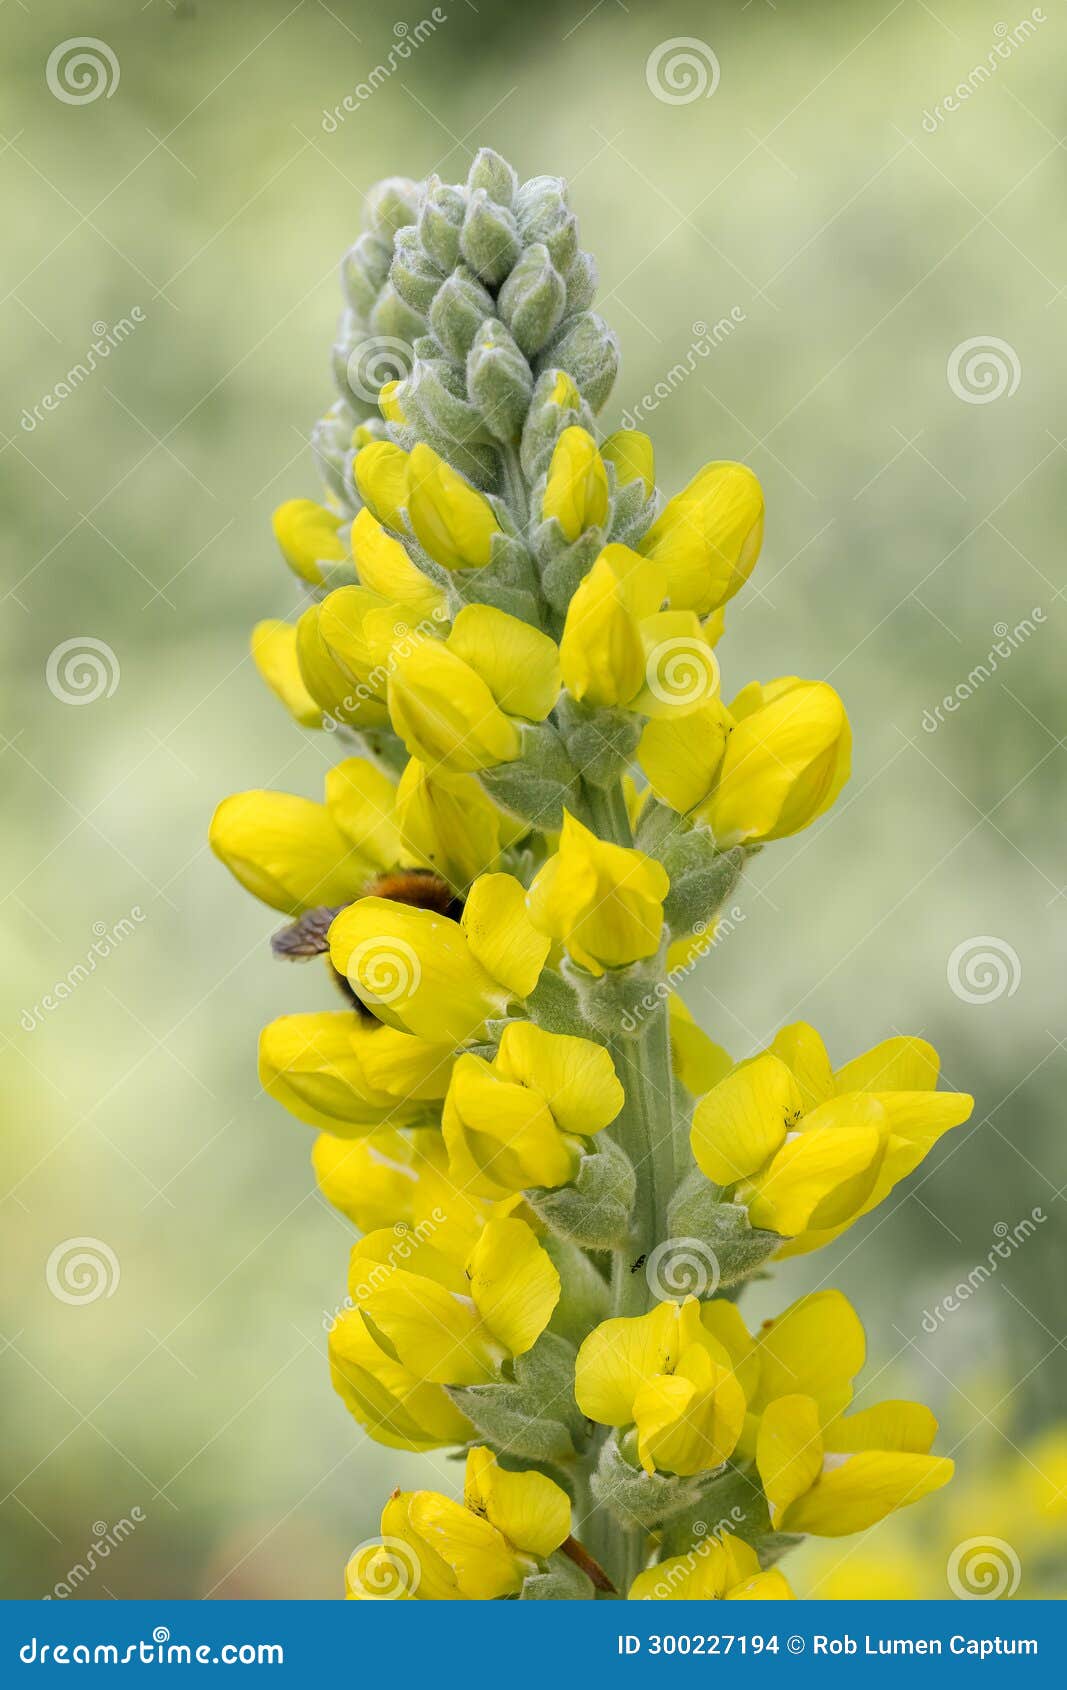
[447,604,561,721]
[601,429,655,498]
[387,639,522,774]
[349,1214,559,1385]
[443,1023,623,1196]
[629,1532,795,1601]
[329,1307,473,1453]
[704,677,852,847]
[250,620,323,728]
[393,758,502,890]
[691,1050,804,1186]
[542,425,609,541]
[526,809,669,974]
[406,442,501,570]
[350,507,446,623]
[757,1393,954,1537]
[638,699,731,816]
[463,1447,571,1560]
[208,790,364,915]
[639,460,764,614]
[559,545,666,709]
[271,498,347,586]
[353,439,411,532]
[328,873,548,1045]
[258,1013,452,1135]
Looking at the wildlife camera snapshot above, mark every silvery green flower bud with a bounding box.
[516,175,579,270]
[544,1236,611,1341]
[407,358,493,447]
[390,224,444,314]
[428,264,496,360]
[554,696,643,790]
[562,251,598,316]
[368,282,425,345]
[340,231,391,317]
[497,242,567,356]
[468,146,518,208]
[364,174,421,240]
[418,175,466,271]
[521,1557,594,1601]
[539,312,620,413]
[466,318,533,444]
[311,401,357,506]
[520,368,597,481]
[460,189,522,286]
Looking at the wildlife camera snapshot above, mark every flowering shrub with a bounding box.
[211,152,973,1600]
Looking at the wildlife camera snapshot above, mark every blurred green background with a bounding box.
[2,0,1063,1600]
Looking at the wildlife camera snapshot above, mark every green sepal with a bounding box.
[447,1331,585,1462]
[478,722,579,830]
[528,1134,636,1250]
[556,696,643,789]
[468,146,518,208]
[519,368,597,481]
[515,176,579,270]
[660,831,745,938]
[537,312,620,413]
[520,1551,595,1600]
[340,231,392,318]
[466,319,534,445]
[656,1464,774,1559]
[535,527,603,615]
[544,1234,611,1338]
[566,954,666,1042]
[390,224,445,314]
[364,175,421,241]
[523,969,590,1039]
[428,265,496,361]
[369,282,426,346]
[418,176,466,272]
[592,1430,706,1530]
[666,1168,781,1288]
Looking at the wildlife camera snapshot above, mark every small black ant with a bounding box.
[629,1253,647,1274]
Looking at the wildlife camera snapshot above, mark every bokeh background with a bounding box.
[2,0,1064,1601]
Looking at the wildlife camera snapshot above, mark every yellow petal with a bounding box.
[756,1393,825,1527]
[388,639,521,774]
[467,1217,560,1357]
[640,461,764,614]
[408,1491,522,1599]
[746,1103,885,1237]
[574,1302,681,1426]
[526,810,669,973]
[824,1399,938,1455]
[542,426,609,541]
[669,999,733,1095]
[272,498,346,585]
[464,1447,571,1558]
[251,620,323,728]
[350,507,445,622]
[750,1289,866,1420]
[259,1013,427,1135]
[834,1034,941,1093]
[329,897,506,1044]
[494,1021,624,1136]
[209,790,363,914]
[462,873,551,1001]
[447,604,561,721]
[705,679,851,847]
[601,429,655,497]
[768,1022,836,1112]
[328,1306,472,1451]
[690,1052,802,1186]
[354,441,410,532]
[782,1450,954,1537]
[638,701,729,815]
[407,443,500,570]
[324,757,405,868]
[393,758,502,891]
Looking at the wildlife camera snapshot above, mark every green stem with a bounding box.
[582,778,634,846]
[609,1001,676,1316]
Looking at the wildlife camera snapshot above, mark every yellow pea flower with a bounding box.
[312,1125,504,1252]
[527,809,669,974]
[272,498,347,586]
[690,1024,973,1254]
[350,507,445,623]
[601,429,655,498]
[638,700,731,817]
[639,460,764,614]
[329,1307,473,1454]
[295,601,390,729]
[393,758,504,890]
[704,678,852,847]
[575,1298,747,1476]
[560,546,719,715]
[757,1393,954,1536]
[731,1287,866,1457]
[354,440,411,532]
[629,1531,794,1601]
[442,1021,624,1196]
[542,426,609,541]
[407,442,500,570]
[329,873,550,1045]
[446,604,562,722]
[258,1013,453,1136]
[347,1214,560,1385]
[345,1447,571,1599]
[250,620,323,729]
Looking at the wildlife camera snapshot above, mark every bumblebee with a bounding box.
[270,869,461,1018]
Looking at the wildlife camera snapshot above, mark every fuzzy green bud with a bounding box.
[540,311,620,413]
[466,318,534,444]
[498,242,567,356]
[418,176,466,271]
[390,224,444,314]
[340,232,392,318]
[467,146,518,208]
[516,175,579,270]
[460,189,522,286]
[428,264,496,361]
[364,174,421,240]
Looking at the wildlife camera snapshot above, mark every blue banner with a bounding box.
[2,1600,1060,1683]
